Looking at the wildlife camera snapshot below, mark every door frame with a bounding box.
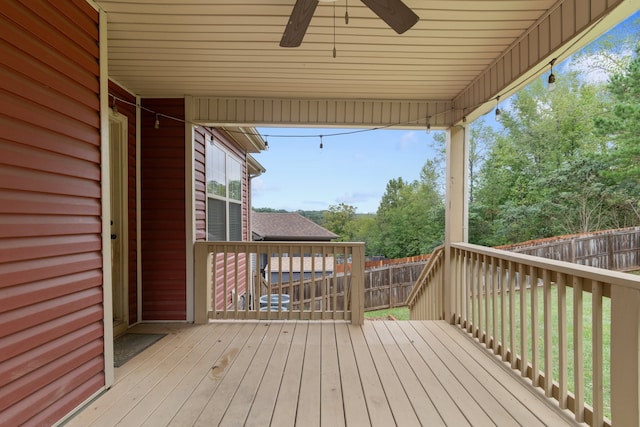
[109,108,129,337]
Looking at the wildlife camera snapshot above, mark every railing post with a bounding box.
[350,244,365,325]
[194,243,211,324]
[611,285,640,426]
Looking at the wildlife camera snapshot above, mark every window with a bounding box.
[206,135,243,241]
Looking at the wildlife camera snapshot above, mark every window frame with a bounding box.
[205,134,243,241]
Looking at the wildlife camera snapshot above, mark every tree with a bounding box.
[323,203,357,242]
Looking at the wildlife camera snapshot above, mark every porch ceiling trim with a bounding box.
[192,97,453,129]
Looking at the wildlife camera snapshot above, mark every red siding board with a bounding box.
[0,189,101,216]
[4,358,104,426]
[0,307,102,367]
[0,271,102,313]
[0,1,103,423]
[141,99,187,320]
[0,16,98,93]
[0,338,102,412]
[0,115,100,159]
[1,1,99,76]
[0,323,102,387]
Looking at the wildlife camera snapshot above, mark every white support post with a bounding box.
[611,285,640,426]
[194,243,211,324]
[444,125,468,323]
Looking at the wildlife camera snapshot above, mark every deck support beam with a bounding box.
[444,125,468,323]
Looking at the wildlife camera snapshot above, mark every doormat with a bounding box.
[114,333,166,367]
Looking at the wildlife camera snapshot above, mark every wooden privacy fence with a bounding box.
[363,261,428,311]
[499,226,640,271]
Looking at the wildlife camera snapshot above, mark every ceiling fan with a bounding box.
[280,0,419,48]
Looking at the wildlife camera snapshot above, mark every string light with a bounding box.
[264,138,269,150]
[154,114,160,129]
[548,58,557,91]
[425,115,431,133]
[111,94,119,115]
[319,135,324,149]
[345,0,349,24]
[495,96,501,121]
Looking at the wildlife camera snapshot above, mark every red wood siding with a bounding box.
[108,81,138,324]
[0,1,104,425]
[141,99,186,320]
[194,128,252,307]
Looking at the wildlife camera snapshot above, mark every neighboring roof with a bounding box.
[269,256,335,273]
[252,212,338,241]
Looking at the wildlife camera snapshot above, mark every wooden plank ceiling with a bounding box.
[96,0,636,126]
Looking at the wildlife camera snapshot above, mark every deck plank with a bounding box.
[117,322,236,426]
[139,323,244,427]
[270,321,308,426]
[386,321,471,426]
[411,320,521,425]
[348,323,397,427]
[361,322,421,426]
[372,321,446,426]
[432,321,580,426]
[167,322,259,426]
[320,322,345,427]
[67,320,583,427]
[214,322,283,426]
[69,324,207,426]
[334,323,370,426]
[243,322,297,427]
[191,323,274,426]
[295,322,322,427]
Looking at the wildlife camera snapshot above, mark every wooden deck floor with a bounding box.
[66,320,582,426]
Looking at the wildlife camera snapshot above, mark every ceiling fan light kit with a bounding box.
[280,0,419,48]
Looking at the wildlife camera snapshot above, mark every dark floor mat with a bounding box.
[114,333,166,367]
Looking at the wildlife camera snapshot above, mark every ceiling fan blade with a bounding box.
[280,0,319,47]
[360,0,419,34]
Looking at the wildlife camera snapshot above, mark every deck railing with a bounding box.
[194,241,365,325]
[409,242,640,427]
[406,245,445,320]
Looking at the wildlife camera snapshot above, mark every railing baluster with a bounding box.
[496,257,500,354]
[573,276,585,423]
[557,273,568,409]
[530,266,539,386]
[592,280,604,426]
[519,262,528,378]
[543,268,553,397]
[500,258,508,361]
[508,260,516,369]
[483,254,489,345]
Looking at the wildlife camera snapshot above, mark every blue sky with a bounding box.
[251,127,442,214]
[251,11,639,215]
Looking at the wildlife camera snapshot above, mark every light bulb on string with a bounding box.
[154,114,160,129]
[548,58,557,91]
[495,96,501,121]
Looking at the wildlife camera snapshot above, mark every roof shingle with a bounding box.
[251,212,338,241]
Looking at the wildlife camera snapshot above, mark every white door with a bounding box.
[109,111,129,337]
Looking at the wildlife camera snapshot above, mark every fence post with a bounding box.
[194,243,211,324]
[611,284,640,426]
[350,244,365,325]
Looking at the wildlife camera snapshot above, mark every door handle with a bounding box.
[111,234,117,240]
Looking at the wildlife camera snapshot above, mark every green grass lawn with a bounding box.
[364,306,410,320]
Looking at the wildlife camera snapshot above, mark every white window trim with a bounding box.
[205,134,243,241]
